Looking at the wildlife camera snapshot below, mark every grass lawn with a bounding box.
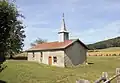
[96,47,120,52]
[0,56,120,83]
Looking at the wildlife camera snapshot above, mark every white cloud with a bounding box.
[70,20,120,44]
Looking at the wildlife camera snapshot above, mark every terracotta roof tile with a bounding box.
[26,39,88,51]
[27,40,73,51]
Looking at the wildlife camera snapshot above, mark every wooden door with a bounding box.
[48,56,52,65]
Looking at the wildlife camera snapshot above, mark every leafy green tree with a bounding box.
[7,20,26,59]
[31,38,47,46]
[0,0,25,66]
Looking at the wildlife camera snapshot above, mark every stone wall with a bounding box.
[64,41,87,67]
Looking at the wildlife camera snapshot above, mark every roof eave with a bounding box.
[26,47,65,52]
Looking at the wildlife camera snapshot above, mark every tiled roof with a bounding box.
[26,39,88,51]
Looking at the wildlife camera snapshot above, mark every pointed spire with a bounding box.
[62,13,64,19]
[58,13,69,42]
[60,13,67,32]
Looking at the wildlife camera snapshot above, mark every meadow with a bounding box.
[0,56,120,83]
[88,47,120,56]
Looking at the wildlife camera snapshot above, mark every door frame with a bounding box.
[48,56,52,65]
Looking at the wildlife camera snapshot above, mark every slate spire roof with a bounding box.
[59,13,68,33]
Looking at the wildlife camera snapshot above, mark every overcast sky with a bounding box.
[15,0,120,50]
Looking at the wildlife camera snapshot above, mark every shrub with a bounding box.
[112,54,116,56]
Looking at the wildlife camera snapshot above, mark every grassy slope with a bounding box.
[98,47,120,52]
[88,47,120,52]
[0,56,120,83]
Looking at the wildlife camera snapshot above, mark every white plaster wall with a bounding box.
[34,52,41,62]
[28,50,64,67]
[28,52,34,61]
[42,50,64,67]
[27,52,41,63]
[59,33,64,42]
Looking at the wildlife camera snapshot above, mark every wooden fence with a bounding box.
[76,68,120,83]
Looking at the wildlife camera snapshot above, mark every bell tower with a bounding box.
[58,13,69,42]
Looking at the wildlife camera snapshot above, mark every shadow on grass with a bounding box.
[9,56,27,60]
[0,80,7,83]
[88,62,94,64]
[0,65,7,73]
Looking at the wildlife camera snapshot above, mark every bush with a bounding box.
[112,54,116,56]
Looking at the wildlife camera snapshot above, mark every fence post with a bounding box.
[95,72,108,83]
[102,72,108,78]
[116,68,120,83]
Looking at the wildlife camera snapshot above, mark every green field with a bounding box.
[0,56,120,83]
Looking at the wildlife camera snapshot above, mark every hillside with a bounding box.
[97,47,120,52]
[87,37,120,50]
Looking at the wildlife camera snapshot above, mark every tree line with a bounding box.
[87,37,120,50]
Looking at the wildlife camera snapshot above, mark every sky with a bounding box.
[15,0,120,50]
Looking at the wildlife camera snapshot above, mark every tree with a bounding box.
[31,38,47,46]
[7,20,26,59]
[87,37,120,50]
[0,0,25,66]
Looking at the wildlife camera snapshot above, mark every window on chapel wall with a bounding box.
[53,56,57,63]
[32,52,35,58]
[40,52,43,58]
